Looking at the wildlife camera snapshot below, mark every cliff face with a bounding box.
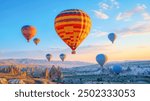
[0,65,63,84]
[0,78,8,84]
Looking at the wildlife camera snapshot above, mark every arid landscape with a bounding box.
[0,59,150,84]
[0,59,64,84]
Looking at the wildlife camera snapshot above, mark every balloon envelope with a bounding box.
[55,9,92,54]
[112,65,122,74]
[46,54,52,62]
[33,38,40,45]
[96,54,108,67]
[108,33,117,43]
[21,25,36,42]
[60,54,66,62]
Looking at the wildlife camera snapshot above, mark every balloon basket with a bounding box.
[72,50,76,54]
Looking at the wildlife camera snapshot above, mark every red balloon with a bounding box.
[21,25,36,42]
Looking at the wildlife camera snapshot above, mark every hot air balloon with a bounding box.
[33,38,40,45]
[112,65,122,74]
[60,54,66,62]
[96,54,108,67]
[108,33,117,44]
[54,9,92,54]
[21,25,36,42]
[46,54,52,62]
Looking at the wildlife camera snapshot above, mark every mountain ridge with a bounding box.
[0,58,94,68]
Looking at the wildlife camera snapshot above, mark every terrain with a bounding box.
[0,59,150,84]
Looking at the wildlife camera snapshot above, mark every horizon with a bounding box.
[0,0,150,63]
[0,58,150,64]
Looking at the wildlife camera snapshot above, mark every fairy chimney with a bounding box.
[45,68,49,79]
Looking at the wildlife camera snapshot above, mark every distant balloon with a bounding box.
[33,38,40,45]
[21,25,36,42]
[55,9,92,54]
[108,33,117,44]
[46,54,52,62]
[60,54,66,62]
[112,65,122,74]
[96,54,108,67]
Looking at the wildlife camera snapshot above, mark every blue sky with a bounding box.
[0,0,150,62]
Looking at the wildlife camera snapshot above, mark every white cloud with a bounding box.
[110,0,120,8]
[99,3,110,10]
[99,0,120,10]
[118,20,150,36]
[90,29,108,37]
[142,12,150,20]
[93,10,109,19]
[116,12,134,21]
[134,4,146,12]
[94,0,120,20]
[116,4,146,21]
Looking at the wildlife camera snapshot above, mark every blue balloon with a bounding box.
[96,54,107,67]
[112,65,122,74]
[108,33,117,43]
[60,53,66,62]
[46,54,52,62]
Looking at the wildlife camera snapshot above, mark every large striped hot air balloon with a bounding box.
[21,25,36,42]
[55,9,92,54]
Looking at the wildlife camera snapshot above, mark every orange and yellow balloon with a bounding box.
[21,25,36,42]
[54,9,92,54]
[33,38,40,45]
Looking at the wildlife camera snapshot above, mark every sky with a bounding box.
[0,0,150,63]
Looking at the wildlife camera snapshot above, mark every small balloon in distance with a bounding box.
[21,25,37,42]
[33,38,40,45]
[60,53,66,62]
[108,33,117,44]
[112,65,122,74]
[96,54,108,67]
[46,54,52,62]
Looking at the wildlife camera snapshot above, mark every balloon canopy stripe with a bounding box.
[56,14,89,19]
[55,18,82,23]
[55,16,90,23]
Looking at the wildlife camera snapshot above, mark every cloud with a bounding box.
[142,12,150,20]
[93,0,119,20]
[116,4,146,21]
[0,45,114,63]
[99,3,110,10]
[99,0,120,10]
[116,13,132,21]
[93,10,109,19]
[1,44,150,63]
[136,45,149,49]
[90,29,108,37]
[118,20,150,36]
[110,0,120,8]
